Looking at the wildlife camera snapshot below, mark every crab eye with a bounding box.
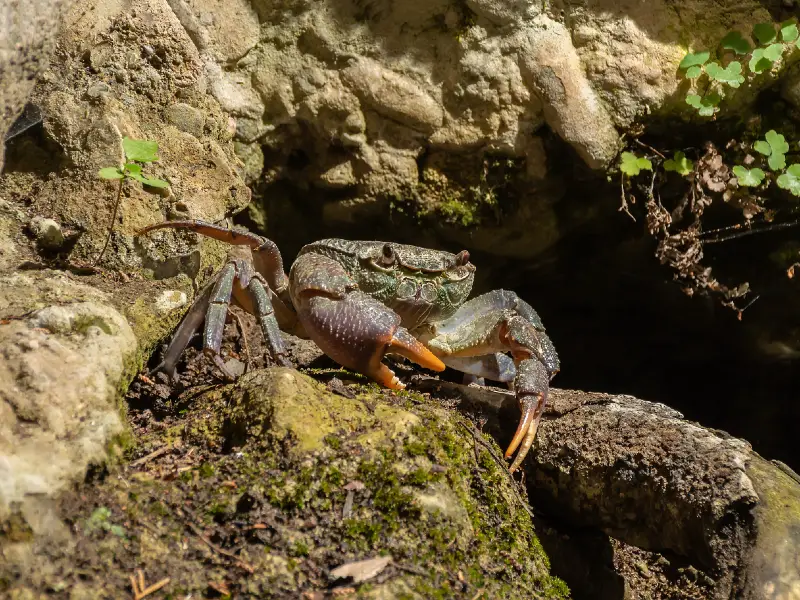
[381,244,396,266]
[445,266,471,281]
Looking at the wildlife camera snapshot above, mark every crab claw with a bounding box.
[296,289,444,390]
[504,359,550,473]
[371,329,444,389]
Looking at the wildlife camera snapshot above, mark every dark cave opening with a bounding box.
[240,142,800,474]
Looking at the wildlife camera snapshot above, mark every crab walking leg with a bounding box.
[244,276,291,367]
[424,290,560,472]
[202,260,243,379]
[153,280,216,379]
[136,220,289,297]
[289,252,445,388]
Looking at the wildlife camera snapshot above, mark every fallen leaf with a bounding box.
[329,556,392,584]
[208,581,230,595]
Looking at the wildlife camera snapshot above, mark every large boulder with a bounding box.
[430,378,800,599]
[1,368,570,598]
[0,0,73,172]
[1,0,251,265]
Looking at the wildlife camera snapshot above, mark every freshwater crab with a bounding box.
[137,220,560,472]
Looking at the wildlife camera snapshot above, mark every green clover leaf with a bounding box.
[705,61,745,87]
[685,65,703,79]
[122,137,159,163]
[763,43,784,62]
[686,91,722,116]
[777,165,800,196]
[753,23,777,45]
[753,129,789,171]
[749,48,773,74]
[98,167,124,180]
[663,151,694,176]
[720,31,751,55]
[732,165,765,186]
[679,51,710,70]
[781,19,799,43]
[620,152,653,177]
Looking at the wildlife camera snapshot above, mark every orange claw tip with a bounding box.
[508,419,539,473]
[370,364,407,390]
[388,329,446,372]
[504,404,534,459]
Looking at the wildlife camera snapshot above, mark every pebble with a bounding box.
[165,102,204,137]
[224,358,246,378]
[29,216,64,250]
[154,290,188,314]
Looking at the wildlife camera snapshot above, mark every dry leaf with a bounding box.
[329,556,392,584]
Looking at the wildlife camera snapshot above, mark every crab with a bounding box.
[136,220,560,472]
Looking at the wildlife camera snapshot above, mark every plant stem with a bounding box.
[94,177,124,265]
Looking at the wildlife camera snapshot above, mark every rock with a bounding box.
[741,458,800,600]
[165,102,205,137]
[1,368,570,598]
[329,555,392,584]
[0,0,251,265]
[153,289,188,315]
[0,274,136,518]
[0,0,71,172]
[782,65,800,111]
[429,378,800,599]
[340,57,444,134]
[27,217,64,250]
[466,0,542,25]
[513,17,621,169]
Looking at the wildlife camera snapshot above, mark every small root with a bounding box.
[130,569,170,600]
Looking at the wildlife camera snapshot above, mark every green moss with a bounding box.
[124,291,189,369]
[438,197,483,227]
[324,433,342,450]
[406,468,434,486]
[26,368,567,599]
[403,439,427,456]
[342,519,382,549]
[149,500,169,517]
[207,502,228,518]
[289,540,310,557]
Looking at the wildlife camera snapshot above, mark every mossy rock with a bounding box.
[2,368,569,598]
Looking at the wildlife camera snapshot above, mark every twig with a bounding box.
[633,138,666,159]
[227,308,251,372]
[647,169,657,202]
[187,522,254,573]
[130,445,170,468]
[394,562,429,576]
[130,569,170,600]
[95,177,124,265]
[701,218,800,244]
[736,294,760,321]
[619,172,636,222]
